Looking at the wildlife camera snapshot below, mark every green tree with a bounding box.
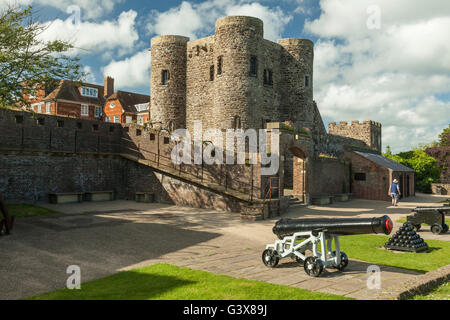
[384,145,392,157]
[385,149,440,193]
[0,5,85,108]
[438,124,450,147]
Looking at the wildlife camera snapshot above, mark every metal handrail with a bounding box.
[261,177,281,220]
[1,129,259,202]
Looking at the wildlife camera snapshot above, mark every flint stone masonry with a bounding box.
[151,16,317,136]
[0,109,263,212]
[329,121,382,153]
[150,15,383,168]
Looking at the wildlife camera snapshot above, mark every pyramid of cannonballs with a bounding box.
[385,223,429,253]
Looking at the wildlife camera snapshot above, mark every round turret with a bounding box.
[278,39,314,125]
[211,16,264,130]
[150,35,189,131]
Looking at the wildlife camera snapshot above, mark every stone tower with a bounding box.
[329,120,383,153]
[150,35,189,131]
[212,16,264,131]
[278,39,314,129]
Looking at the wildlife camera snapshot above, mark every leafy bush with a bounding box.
[384,148,440,192]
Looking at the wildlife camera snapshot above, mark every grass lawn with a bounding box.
[339,235,450,273]
[6,204,58,218]
[29,264,352,300]
[396,217,449,226]
[410,282,450,300]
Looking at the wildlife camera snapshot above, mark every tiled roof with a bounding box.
[44,80,105,105]
[354,151,415,172]
[107,90,150,114]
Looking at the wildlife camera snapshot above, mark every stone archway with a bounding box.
[290,146,310,204]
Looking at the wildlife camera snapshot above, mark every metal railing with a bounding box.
[261,177,281,220]
[1,127,259,202]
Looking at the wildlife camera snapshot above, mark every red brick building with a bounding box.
[24,76,150,125]
[104,90,150,125]
[28,80,105,121]
[345,150,415,201]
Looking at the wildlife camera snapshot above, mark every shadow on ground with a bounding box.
[0,212,221,300]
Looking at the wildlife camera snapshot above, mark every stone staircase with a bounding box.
[288,195,307,209]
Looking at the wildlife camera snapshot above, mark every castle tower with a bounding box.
[329,120,383,153]
[212,16,264,130]
[278,39,314,127]
[150,35,189,131]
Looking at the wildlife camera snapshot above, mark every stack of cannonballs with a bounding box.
[385,223,429,253]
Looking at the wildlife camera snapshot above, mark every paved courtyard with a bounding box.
[0,193,448,300]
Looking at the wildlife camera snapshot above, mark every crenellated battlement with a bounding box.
[150,15,316,134]
[329,120,382,153]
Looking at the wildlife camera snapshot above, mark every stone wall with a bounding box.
[431,183,450,195]
[0,109,122,154]
[329,121,382,153]
[155,16,318,137]
[311,158,350,195]
[150,35,189,131]
[345,151,391,201]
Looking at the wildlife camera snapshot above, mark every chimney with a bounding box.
[104,76,114,98]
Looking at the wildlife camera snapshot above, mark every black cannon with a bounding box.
[263,216,393,277]
[407,206,450,235]
[0,194,15,236]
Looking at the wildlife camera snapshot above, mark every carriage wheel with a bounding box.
[304,257,324,277]
[262,249,279,268]
[431,224,443,235]
[442,224,449,234]
[332,251,349,271]
[414,224,421,231]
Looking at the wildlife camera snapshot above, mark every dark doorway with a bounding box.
[406,175,410,197]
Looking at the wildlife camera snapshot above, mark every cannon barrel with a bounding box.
[273,216,393,238]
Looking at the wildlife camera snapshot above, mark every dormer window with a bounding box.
[81,87,98,98]
[135,103,149,112]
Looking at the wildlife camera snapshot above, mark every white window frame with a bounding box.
[81,104,89,116]
[46,102,51,114]
[137,115,144,125]
[105,116,111,123]
[126,116,132,124]
[94,106,102,118]
[37,103,42,113]
[135,103,149,112]
[81,87,98,98]
[113,116,120,123]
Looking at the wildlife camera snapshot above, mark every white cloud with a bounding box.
[0,0,124,19]
[39,10,139,56]
[83,65,96,83]
[102,50,151,89]
[305,0,450,153]
[147,0,292,41]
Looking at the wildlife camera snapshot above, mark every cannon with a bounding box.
[0,194,15,236]
[263,216,393,277]
[407,206,450,235]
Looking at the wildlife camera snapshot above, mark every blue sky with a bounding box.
[2,0,449,153]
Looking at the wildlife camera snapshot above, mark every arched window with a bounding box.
[233,116,241,129]
[250,56,258,77]
[217,56,223,76]
[161,70,170,85]
[168,120,175,133]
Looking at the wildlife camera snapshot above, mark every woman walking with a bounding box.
[389,179,401,207]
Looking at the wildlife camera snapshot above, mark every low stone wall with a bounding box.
[431,183,450,195]
[377,264,450,300]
